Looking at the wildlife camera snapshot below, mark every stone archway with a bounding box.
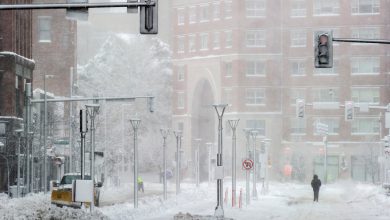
[191,79,215,182]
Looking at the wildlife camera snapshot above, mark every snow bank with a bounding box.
[0,193,107,220]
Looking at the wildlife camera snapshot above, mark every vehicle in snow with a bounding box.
[51,173,102,208]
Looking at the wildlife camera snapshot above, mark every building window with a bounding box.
[351,57,380,75]
[290,88,306,105]
[291,0,306,17]
[222,88,232,106]
[177,92,185,109]
[246,88,265,105]
[351,0,379,14]
[225,62,233,77]
[199,4,210,22]
[189,34,196,52]
[200,33,209,50]
[213,32,220,49]
[246,29,266,47]
[177,66,185,81]
[177,36,185,54]
[290,29,306,47]
[225,30,233,48]
[351,87,380,104]
[224,0,232,19]
[312,88,339,102]
[189,7,197,24]
[314,118,340,135]
[313,0,340,16]
[246,120,265,135]
[38,16,51,42]
[290,59,306,76]
[351,27,380,40]
[245,0,266,18]
[246,61,265,76]
[314,59,339,75]
[352,118,379,134]
[290,118,306,135]
[177,8,185,25]
[213,3,220,20]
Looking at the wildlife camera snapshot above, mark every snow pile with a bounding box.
[0,193,107,220]
[99,183,214,220]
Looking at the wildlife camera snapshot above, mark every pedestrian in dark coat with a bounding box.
[311,174,321,202]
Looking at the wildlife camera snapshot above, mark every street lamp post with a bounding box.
[173,130,182,195]
[43,74,54,193]
[213,104,228,218]
[130,118,141,208]
[250,130,259,200]
[194,138,202,187]
[85,103,100,211]
[160,128,170,200]
[206,142,213,184]
[260,138,271,194]
[15,129,23,198]
[25,83,32,193]
[228,119,239,207]
[323,135,328,184]
[243,128,251,205]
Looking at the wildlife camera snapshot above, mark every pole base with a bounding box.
[252,189,258,200]
[214,205,224,218]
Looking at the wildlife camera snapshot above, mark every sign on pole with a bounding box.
[385,112,390,129]
[242,159,254,170]
[316,122,328,135]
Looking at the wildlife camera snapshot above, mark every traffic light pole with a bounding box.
[333,38,390,44]
[0,2,154,10]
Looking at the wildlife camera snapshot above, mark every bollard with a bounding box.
[239,188,243,209]
[232,189,235,207]
[224,188,228,205]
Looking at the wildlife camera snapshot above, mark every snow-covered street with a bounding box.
[2,180,390,220]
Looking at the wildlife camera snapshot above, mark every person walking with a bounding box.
[311,174,321,202]
[137,176,144,193]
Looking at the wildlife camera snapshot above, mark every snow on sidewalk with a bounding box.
[1,181,390,220]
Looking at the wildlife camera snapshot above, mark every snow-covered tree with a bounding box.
[77,33,173,185]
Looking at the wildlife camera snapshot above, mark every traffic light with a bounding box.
[140,0,158,34]
[66,0,88,21]
[148,97,154,113]
[314,31,333,68]
[80,109,88,133]
[345,101,355,121]
[296,99,305,118]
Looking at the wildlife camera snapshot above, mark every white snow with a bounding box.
[3,180,390,220]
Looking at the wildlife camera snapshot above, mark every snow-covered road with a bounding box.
[1,180,390,220]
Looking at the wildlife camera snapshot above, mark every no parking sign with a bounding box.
[242,159,254,170]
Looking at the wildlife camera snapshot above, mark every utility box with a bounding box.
[73,180,93,203]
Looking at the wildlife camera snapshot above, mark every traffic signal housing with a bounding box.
[140,0,158,34]
[314,31,333,68]
[345,101,355,121]
[66,0,88,21]
[296,99,305,118]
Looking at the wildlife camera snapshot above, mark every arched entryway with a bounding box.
[191,79,215,182]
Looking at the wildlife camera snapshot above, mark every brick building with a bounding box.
[0,0,34,194]
[170,0,390,183]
